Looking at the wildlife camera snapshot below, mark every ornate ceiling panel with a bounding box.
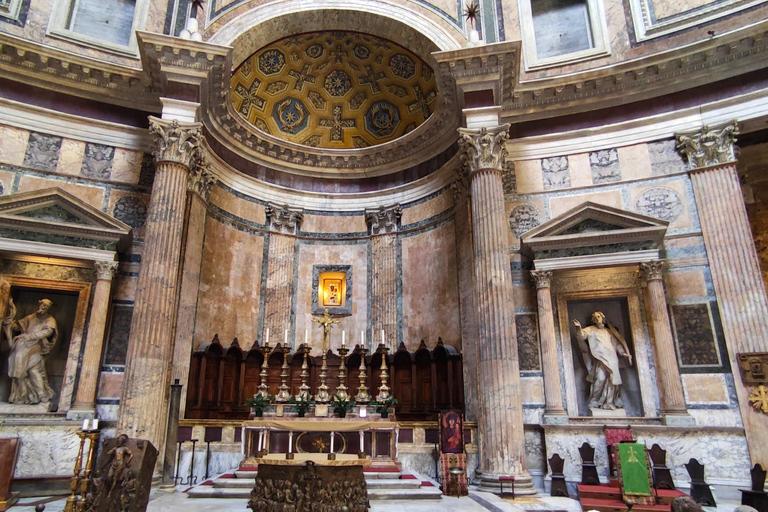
[231,31,438,149]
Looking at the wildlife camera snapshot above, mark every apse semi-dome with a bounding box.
[231,31,438,150]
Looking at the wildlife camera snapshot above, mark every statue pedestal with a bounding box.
[590,407,626,417]
[0,402,50,414]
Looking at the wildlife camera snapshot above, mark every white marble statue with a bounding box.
[3,298,58,405]
[572,311,633,411]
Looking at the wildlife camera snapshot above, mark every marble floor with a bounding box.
[8,493,743,512]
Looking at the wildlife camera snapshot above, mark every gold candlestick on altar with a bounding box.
[79,430,101,496]
[336,346,349,401]
[257,342,271,398]
[354,348,371,403]
[312,308,340,403]
[375,346,391,402]
[63,430,88,512]
[276,345,291,402]
[295,345,312,401]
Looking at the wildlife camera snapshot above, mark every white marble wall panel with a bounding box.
[0,424,82,477]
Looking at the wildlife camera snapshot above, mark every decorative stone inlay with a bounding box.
[589,149,621,184]
[649,139,687,176]
[458,124,511,173]
[636,187,683,222]
[671,303,721,367]
[676,121,739,169]
[149,117,203,169]
[366,205,402,235]
[113,196,148,229]
[502,162,516,194]
[509,204,541,238]
[542,156,571,189]
[516,314,541,372]
[187,161,217,201]
[266,203,303,234]
[452,161,471,203]
[530,269,553,288]
[94,260,118,281]
[639,260,665,281]
[81,143,114,179]
[23,132,62,170]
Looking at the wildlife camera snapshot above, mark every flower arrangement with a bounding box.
[369,396,399,418]
[245,393,274,417]
[288,396,315,417]
[331,395,356,418]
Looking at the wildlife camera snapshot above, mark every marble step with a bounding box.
[187,484,441,500]
[235,470,402,480]
[214,476,421,489]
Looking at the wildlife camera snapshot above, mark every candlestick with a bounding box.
[276,345,291,402]
[257,342,271,398]
[295,345,312,401]
[336,346,349,401]
[375,347,391,402]
[315,349,330,403]
[354,348,371,403]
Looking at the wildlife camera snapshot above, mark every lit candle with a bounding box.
[305,329,309,346]
[361,330,365,347]
[359,430,364,454]
[381,329,385,346]
[330,431,335,454]
[342,331,345,347]
[284,329,288,346]
[82,419,89,431]
[288,431,293,454]
[92,419,99,430]
[265,328,269,346]
[258,430,263,452]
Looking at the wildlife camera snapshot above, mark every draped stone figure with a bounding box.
[3,298,58,404]
[572,311,633,411]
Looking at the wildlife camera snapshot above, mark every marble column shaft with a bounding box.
[118,118,201,452]
[370,234,398,351]
[263,233,297,339]
[688,162,768,465]
[530,270,566,417]
[639,261,688,416]
[72,261,117,411]
[454,197,480,422]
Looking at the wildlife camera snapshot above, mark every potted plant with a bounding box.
[331,395,356,418]
[245,392,274,417]
[288,396,315,417]
[370,396,398,419]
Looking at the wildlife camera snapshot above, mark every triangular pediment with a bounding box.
[0,188,132,251]
[521,202,667,255]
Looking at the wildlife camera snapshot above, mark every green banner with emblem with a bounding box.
[618,443,652,496]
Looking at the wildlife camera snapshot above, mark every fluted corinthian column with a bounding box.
[530,270,567,420]
[70,260,118,415]
[459,124,534,495]
[677,121,768,466]
[118,118,201,452]
[172,164,216,416]
[366,205,401,351]
[638,261,691,424]
[262,204,302,345]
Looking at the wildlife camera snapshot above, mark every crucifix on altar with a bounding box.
[312,308,340,402]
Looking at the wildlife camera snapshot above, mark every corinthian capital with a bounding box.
[530,270,553,289]
[266,203,303,235]
[149,117,203,169]
[676,121,739,169]
[458,124,511,174]
[94,261,118,281]
[639,260,665,282]
[366,205,402,235]
[188,160,217,201]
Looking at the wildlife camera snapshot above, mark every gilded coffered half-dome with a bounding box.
[231,31,438,150]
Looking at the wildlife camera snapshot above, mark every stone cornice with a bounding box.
[504,22,768,123]
[0,32,160,113]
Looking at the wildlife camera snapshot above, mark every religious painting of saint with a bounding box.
[439,410,463,454]
[322,279,342,307]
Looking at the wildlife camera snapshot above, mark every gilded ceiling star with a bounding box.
[464,2,480,30]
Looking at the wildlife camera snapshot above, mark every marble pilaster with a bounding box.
[172,163,215,417]
[263,204,302,342]
[118,118,202,452]
[677,121,768,467]
[530,270,567,421]
[638,260,691,424]
[367,205,401,351]
[70,260,118,416]
[460,124,534,495]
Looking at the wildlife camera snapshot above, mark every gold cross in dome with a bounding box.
[312,308,340,350]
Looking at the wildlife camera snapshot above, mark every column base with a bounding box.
[661,412,696,426]
[66,407,96,421]
[475,470,537,496]
[542,413,569,425]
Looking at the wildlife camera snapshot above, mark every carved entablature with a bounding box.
[149,117,203,169]
[738,352,768,384]
[187,161,217,201]
[458,125,511,174]
[365,205,402,236]
[521,202,668,271]
[266,204,303,235]
[676,121,739,169]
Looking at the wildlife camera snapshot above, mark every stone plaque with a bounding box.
[738,353,768,384]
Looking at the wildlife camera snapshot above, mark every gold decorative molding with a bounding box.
[749,385,768,413]
[266,204,303,235]
[365,205,402,235]
[676,121,739,169]
[149,117,203,169]
[458,125,511,174]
